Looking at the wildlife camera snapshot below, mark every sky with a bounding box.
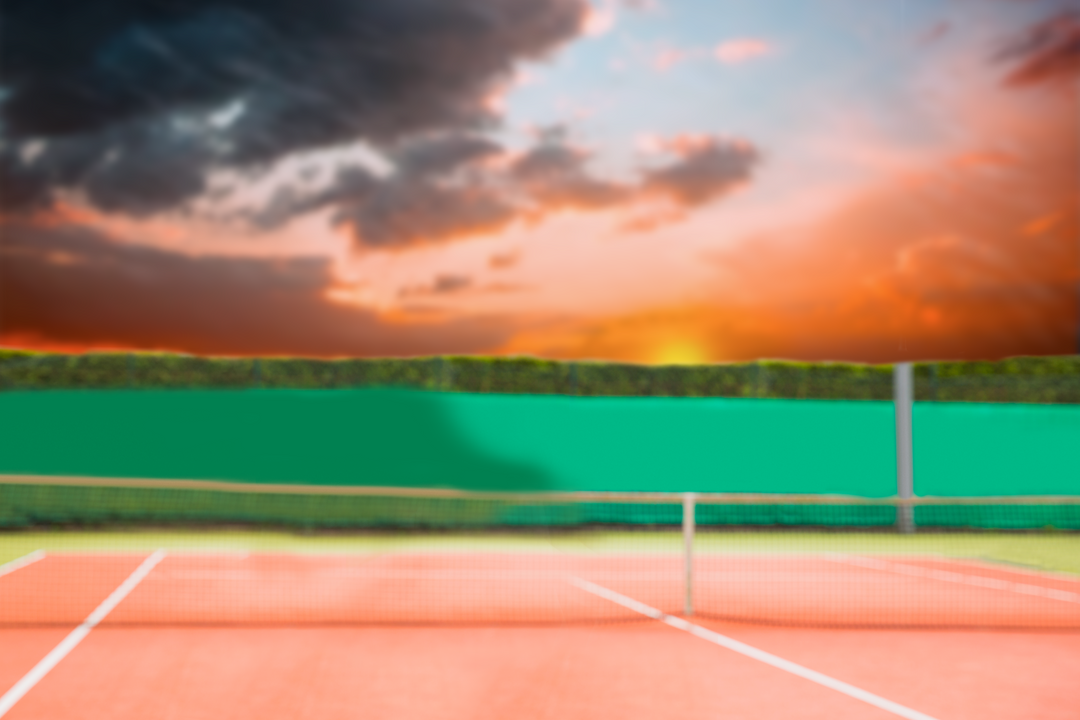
[0,0,1077,364]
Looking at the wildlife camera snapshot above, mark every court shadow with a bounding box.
[0,387,556,493]
[327,387,553,492]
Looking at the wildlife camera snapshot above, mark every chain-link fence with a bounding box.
[1,351,1078,403]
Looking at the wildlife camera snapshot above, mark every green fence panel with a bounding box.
[0,389,549,492]
[2,389,1078,498]
[0,389,897,495]
[442,393,897,495]
[913,402,1080,496]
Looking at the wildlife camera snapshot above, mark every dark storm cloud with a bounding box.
[392,133,503,177]
[257,129,633,248]
[0,221,510,355]
[998,12,1080,86]
[0,0,761,248]
[336,179,518,248]
[256,132,519,247]
[0,0,588,214]
[330,134,517,247]
[260,131,761,249]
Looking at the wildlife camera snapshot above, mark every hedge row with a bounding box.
[1,350,1079,403]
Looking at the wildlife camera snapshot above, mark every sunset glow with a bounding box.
[655,341,710,366]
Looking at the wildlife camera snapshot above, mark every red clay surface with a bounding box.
[5,552,1077,629]
[0,555,146,625]
[700,622,1080,720]
[2,624,1078,720]
[693,555,1080,629]
[0,629,72,696]
[2,552,1079,719]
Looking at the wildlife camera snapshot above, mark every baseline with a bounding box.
[570,577,940,720]
[0,552,44,579]
[0,550,166,718]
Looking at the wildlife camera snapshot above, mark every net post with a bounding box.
[894,362,915,533]
[683,491,696,616]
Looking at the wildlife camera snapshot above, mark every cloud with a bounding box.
[997,12,1080,87]
[641,135,759,207]
[333,173,518,249]
[583,6,615,36]
[715,39,771,64]
[261,129,760,249]
[259,134,518,248]
[489,249,521,269]
[257,132,519,247]
[398,274,529,304]
[399,273,474,298]
[581,0,652,37]
[0,220,510,356]
[653,48,691,71]
[433,274,474,294]
[508,138,633,212]
[0,0,589,216]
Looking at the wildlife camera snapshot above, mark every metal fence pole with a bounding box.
[894,363,915,533]
[432,357,443,390]
[683,491,696,616]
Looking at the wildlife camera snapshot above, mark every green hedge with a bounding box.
[1,350,1078,403]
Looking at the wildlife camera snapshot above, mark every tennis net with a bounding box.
[1,475,1078,630]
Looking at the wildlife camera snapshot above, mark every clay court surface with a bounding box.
[3,617,1079,719]
[2,537,1079,719]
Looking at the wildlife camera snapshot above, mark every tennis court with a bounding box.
[3,0,1079,710]
[2,503,1079,720]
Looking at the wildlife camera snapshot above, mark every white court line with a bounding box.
[0,551,45,579]
[824,555,1080,605]
[570,577,941,720]
[0,550,166,718]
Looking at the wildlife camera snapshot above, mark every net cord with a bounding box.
[2,474,1079,506]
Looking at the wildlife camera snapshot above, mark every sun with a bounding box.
[654,340,708,366]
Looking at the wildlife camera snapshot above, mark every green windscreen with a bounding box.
[2,388,1079,496]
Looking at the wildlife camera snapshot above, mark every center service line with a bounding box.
[570,577,941,720]
[0,550,167,718]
